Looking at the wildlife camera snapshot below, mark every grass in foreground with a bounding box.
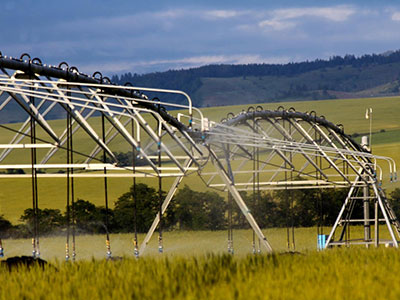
[1,248,400,300]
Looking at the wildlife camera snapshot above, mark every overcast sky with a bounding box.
[2,0,400,76]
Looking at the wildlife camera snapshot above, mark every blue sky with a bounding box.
[2,0,400,75]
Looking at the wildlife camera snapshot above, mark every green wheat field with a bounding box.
[1,248,400,300]
[1,227,400,300]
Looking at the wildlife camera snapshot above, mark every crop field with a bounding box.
[1,247,400,299]
[1,95,400,223]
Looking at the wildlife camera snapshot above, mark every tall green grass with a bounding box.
[1,248,400,299]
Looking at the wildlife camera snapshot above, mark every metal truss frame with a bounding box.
[0,53,398,257]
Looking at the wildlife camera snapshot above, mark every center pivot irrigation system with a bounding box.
[0,52,399,260]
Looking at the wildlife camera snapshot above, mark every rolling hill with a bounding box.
[112,50,400,107]
[2,50,400,124]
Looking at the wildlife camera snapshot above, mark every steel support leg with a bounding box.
[139,159,192,255]
[210,149,273,252]
[325,174,361,248]
[363,181,370,247]
[371,183,399,248]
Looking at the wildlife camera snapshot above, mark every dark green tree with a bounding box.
[232,191,281,229]
[113,183,172,233]
[0,215,13,236]
[70,199,111,233]
[20,208,64,234]
[174,186,209,230]
[174,185,226,230]
[203,191,227,230]
[389,188,400,217]
[319,188,349,225]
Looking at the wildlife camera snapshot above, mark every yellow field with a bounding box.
[1,247,400,299]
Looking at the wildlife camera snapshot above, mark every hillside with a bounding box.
[2,51,400,124]
[112,51,400,107]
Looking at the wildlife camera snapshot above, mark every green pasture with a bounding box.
[1,96,400,223]
[1,247,400,299]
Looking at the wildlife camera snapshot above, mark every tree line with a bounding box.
[111,50,400,106]
[2,184,400,238]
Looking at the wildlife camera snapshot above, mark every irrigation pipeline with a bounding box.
[0,54,396,178]
[206,120,397,182]
[0,53,399,255]
[0,76,395,180]
[0,54,188,133]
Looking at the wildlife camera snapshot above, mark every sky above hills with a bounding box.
[2,0,400,75]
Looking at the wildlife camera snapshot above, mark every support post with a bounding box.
[374,199,379,247]
[363,180,370,247]
[324,174,361,248]
[139,159,192,255]
[371,183,398,248]
[210,148,273,252]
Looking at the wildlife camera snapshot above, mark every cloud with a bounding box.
[79,54,291,74]
[204,10,242,19]
[55,9,186,34]
[5,2,400,78]
[258,19,295,31]
[259,5,356,30]
[392,11,400,21]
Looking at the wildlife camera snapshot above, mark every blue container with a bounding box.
[317,234,328,250]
